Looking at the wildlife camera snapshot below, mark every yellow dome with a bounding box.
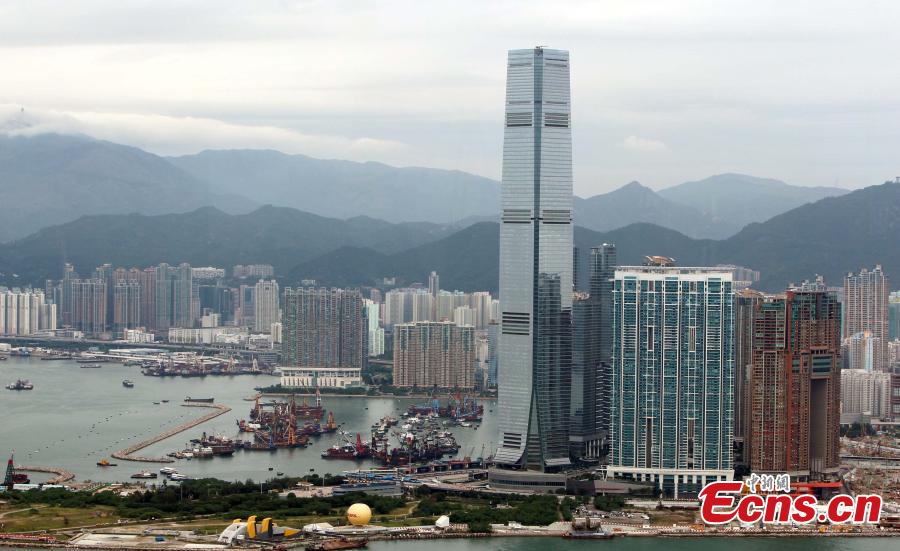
[346,503,372,526]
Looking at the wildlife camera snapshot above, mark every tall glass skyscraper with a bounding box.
[495,47,573,470]
[608,266,735,497]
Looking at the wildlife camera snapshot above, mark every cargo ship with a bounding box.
[185,396,215,403]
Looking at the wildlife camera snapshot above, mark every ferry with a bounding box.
[80,363,103,369]
[131,471,158,479]
[159,467,177,475]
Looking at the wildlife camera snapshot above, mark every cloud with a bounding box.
[620,135,669,153]
[0,104,409,160]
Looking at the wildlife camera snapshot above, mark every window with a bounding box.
[543,112,569,127]
[505,112,532,127]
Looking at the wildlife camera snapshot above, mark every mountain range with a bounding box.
[0,133,847,243]
[1,181,896,293]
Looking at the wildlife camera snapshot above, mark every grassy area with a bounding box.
[0,505,120,532]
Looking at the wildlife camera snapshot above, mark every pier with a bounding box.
[14,465,75,484]
[112,404,232,463]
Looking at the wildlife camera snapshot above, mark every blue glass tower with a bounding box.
[495,47,573,470]
[608,266,735,497]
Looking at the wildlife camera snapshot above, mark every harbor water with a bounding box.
[0,355,497,483]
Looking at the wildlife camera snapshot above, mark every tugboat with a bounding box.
[122,380,135,388]
[96,458,118,467]
[6,379,34,391]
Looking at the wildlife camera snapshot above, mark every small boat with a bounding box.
[6,379,34,391]
[131,471,158,479]
[307,538,369,551]
[152,401,161,405]
[96,458,117,467]
[276,471,284,476]
[563,531,614,540]
[80,364,103,369]
[161,399,169,403]
[122,380,135,388]
[268,467,274,471]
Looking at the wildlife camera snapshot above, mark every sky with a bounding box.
[1,0,899,196]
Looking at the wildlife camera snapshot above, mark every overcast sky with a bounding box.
[1,0,898,195]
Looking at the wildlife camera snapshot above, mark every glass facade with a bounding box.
[608,267,735,497]
[496,47,573,470]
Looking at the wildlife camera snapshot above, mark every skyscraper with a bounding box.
[608,265,735,497]
[733,288,765,467]
[844,265,890,372]
[495,47,573,470]
[172,263,194,328]
[282,287,365,369]
[747,291,841,477]
[254,279,280,333]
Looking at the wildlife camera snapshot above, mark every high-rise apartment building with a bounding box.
[747,291,841,478]
[363,299,384,356]
[172,263,194,328]
[495,47,573,470]
[113,279,142,331]
[393,321,475,389]
[282,287,365,369]
[841,369,891,420]
[253,279,280,333]
[608,266,735,497]
[70,278,107,334]
[844,265,890,371]
[0,289,56,335]
[733,288,765,467]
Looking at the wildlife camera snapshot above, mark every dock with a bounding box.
[15,465,76,484]
[112,404,231,463]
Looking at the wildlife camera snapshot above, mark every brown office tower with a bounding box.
[748,290,841,479]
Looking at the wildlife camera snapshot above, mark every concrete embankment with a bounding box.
[13,465,75,484]
[112,403,231,463]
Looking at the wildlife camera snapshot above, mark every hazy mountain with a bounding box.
[574,182,728,239]
[1,182,895,292]
[719,180,900,289]
[1,134,852,245]
[658,173,847,235]
[0,206,457,284]
[0,134,255,242]
[168,149,500,225]
[290,182,900,292]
